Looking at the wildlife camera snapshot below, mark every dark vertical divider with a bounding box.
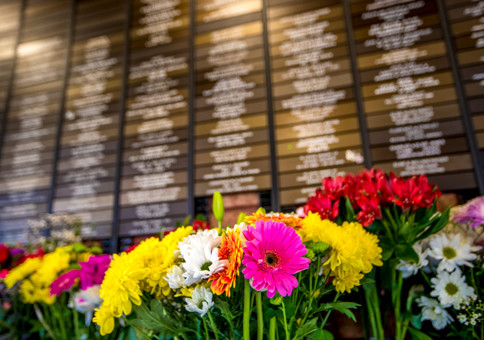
[0,0,25,162]
[437,0,484,195]
[261,0,280,211]
[342,0,372,170]
[187,0,195,219]
[110,0,132,252]
[47,0,76,214]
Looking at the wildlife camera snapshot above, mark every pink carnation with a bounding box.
[242,220,310,298]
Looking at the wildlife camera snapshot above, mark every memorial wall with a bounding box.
[0,0,483,251]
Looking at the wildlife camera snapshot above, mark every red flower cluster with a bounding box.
[303,169,441,226]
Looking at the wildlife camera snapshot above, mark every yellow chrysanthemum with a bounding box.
[5,257,42,289]
[301,212,382,293]
[97,252,146,318]
[93,305,116,336]
[131,227,193,297]
[244,212,302,228]
[94,226,193,335]
[6,247,71,304]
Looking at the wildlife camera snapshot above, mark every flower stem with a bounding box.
[33,303,57,340]
[269,317,276,340]
[281,300,290,340]
[321,292,340,329]
[202,316,210,340]
[244,279,251,340]
[73,305,80,340]
[207,311,219,340]
[256,292,264,340]
[363,282,384,339]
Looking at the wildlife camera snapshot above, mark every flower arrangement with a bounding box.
[401,197,484,338]
[1,170,483,339]
[93,192,382,339]
[302,169,449,340]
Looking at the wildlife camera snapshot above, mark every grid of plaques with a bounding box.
[52,0,126,239]
[350,0,477,191]
[268,0,365,207]
[193,0,272,196]
[0,0,69,243]
[445,0,484,171]
[0,0,20,111]
[118,0,190,237]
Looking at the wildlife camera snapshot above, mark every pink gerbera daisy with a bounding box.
[242,220,310,298]
[50,269,81,296]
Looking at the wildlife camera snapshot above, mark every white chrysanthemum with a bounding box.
[69,285,102,325]
[397,242,429,278]
[430,270,476,309]
[184,286,214,316]
[417,296,453,330]
[165,265,186,289]
[428,234,477,272]
[178,229,226,285]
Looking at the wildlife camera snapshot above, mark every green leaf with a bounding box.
[395,243,419,263]
[72,243,88,253]
[256,207,266,214]
[311,329,334,340]
[408,327,433,340]
[236,212,246,224]
[179,215,191,227]
[293,317,318,340]
[89,246,103,254]
[344,197,356,220]
[379,236,394,261]
[212,191,224,224]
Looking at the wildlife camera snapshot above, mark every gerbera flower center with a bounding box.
[445,282,459,296]
[264,251,279,267]
[443,246,457,259]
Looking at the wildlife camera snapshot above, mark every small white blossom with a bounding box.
[396,242,428,278]
[184,286,214,316]
[417,296,453,330]
[164,265,186,289]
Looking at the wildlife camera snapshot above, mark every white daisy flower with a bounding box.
[164,265,186,289]
[417,296,453,330]
[396,242,429,278]
[178,229,226,285]
[430,270,476,309]
[428,234,477,272]
[184,286,214,317]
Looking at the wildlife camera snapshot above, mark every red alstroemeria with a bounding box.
[356,194,382,226]
[0,244,9,265]
[390,174,440,211]
[193,219,210,232]
[304,189,339,220]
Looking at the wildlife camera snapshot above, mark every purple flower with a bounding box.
[79,255,111,290]
[453,197,484,228]
[50,270,81,296]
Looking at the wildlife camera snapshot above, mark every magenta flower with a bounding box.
[50,270,81,296]
[453,197,484,228]
[242,220,310,298]
[79,255,111,290]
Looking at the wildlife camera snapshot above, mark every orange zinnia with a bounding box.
[244,212,302,229]
[209,228,243,297]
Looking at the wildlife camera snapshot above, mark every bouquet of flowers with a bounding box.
[302,169,449,340]
[404,197,483,339]
[93,192,383,339]
[3,242,111,339]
